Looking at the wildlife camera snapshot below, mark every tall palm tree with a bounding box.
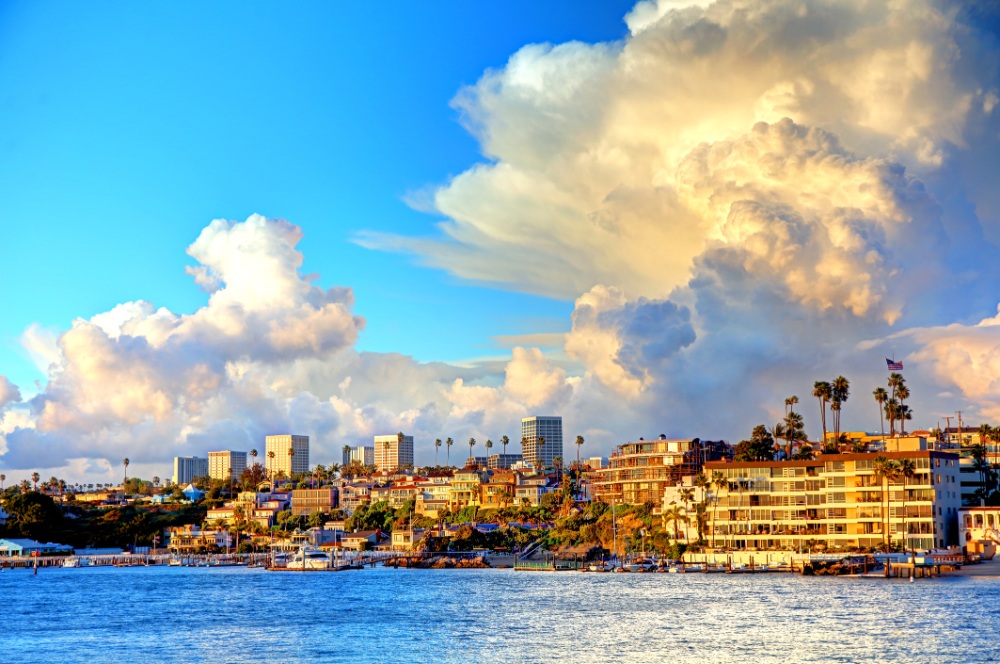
[897,458,916,556]
[31,472,40,491]
[445,437,454,467]
[485,438,494,464]
[467,438,476,467]
[553,456,563,486]
[711,470,727,548]
[872,456,898,551]
[287,448,296,483]
[784,395,799,416]
[813,381,832,448]
[123,457,130,487]
[434,438,442,466]
[501,435,510,461]
[575,435,584,472]
[267,451,276,482]
[771,422,787,460]
[887,373,905,437]
[382,440,391,471]
[873,387,888,449]
[536,436,546,471]
[0,473,5,491]
[895,383,911,435]
[831,376,850,450]
[678,487,695,539]
[991,426,1000,471]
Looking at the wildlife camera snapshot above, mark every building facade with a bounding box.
[374,434,414,472]
[521,416,563,469]
[208,451,248,481]
[265,434,310,479]
[343,445,374,467]
[172,456,208,485]
[703,452,961,551]
[487,453,523,470]
[591,437,730,511]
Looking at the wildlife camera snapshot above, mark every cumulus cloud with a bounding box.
[8,0,1000,483]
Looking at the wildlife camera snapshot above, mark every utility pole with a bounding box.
[944,416,952,445]
[957,411,964,446]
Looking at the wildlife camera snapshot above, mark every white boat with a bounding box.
[168,557,183,567]
[287,546,331,570]
[62,557,81,568]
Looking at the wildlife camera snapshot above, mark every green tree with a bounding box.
[446,437,454,467]
[734,425,775,462]
[873,387,888,448]
[897,458,916,555]
[434,438,442,466]
[467,437,476,467]
[663,504,688,540]
[872,455,899,550]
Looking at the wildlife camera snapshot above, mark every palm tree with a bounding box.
[784,395,799,416]
[536,436,546,471]
[991,426,1000,471]
[501,435,510,461]
[434,438,442,466]
[267,451,276,482]
[887,373,905,437]
[873,387,888,449]
[467,438,476,467]
[0,473,5,491]
[784,411,805,457]
[287,448,296,483]
[663,504,688,540]
[678,487,695,539]
[897,458,916,556]
[575,435,584,472]
[31,472,40,491]
[711,470,727,548]
[831,376,849,450]
[553,456,563,486]
[872,456,898,551]
[382,440,391,471]
[485,438,494,464]
[123,457,130,486]
[895,383,911,435]
[814,381,832,448]
[771,422,788,460]
[445,437,454,467]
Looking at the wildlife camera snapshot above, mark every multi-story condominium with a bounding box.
[343,445,374,467]
[591,436,731,512]
[488,453,523,470]
[464,455,489,469]
[291,488,336,517]
[703,451,961,551]
[172,456,208,485]
[208,451,248,481]
[265,434,310,479]
[521,416,563,469]
[374,434,414,472]
[585,456,607,470]
[449,469,485,511]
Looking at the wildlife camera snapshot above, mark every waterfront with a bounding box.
[4,566,1000,663]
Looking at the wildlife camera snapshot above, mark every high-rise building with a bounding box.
[521,416,563,469]
[374,434,414,472]
[208,451,248,481]
[265,434,310,479]
[172,456,208,485]
[343,445,374,467]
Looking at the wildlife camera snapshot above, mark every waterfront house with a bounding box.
[0,538,73,557]
[391,528,426,551]
[342,530,385,551]
[959,506,1000,558]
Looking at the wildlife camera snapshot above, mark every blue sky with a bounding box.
[3,1,1000,482]
[0,1,633,390]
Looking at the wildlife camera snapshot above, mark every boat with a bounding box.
[62,557,81,568]
[168,557,183,567]
[287,546,332,570]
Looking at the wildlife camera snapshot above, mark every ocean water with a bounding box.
[3,565,999,663]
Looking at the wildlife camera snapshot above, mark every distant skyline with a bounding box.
[3,0,1000,484]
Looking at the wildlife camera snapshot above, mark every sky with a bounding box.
[3,0,1000,485]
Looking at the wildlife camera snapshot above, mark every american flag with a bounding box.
[886,358,904,371]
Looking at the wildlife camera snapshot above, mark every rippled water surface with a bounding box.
[3,565,999,663]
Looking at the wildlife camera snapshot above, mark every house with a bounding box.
[391,528,426,551]
[341,530,386,551]
[0,538,73,557]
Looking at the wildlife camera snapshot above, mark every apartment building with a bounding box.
[343,445,374,467]
[172,456,208,485]
[521,416,563,469]
[208,451,247,481]
[703,452,961,551]
[374,434,414,472]
[265,434,310,478]
[591,436,731,512]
